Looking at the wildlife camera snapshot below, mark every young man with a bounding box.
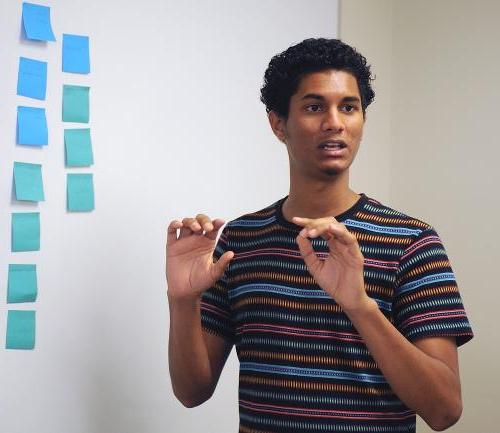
[166,38,473,433]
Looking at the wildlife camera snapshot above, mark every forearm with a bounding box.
[345,299,462,431]
[168,294,214,407]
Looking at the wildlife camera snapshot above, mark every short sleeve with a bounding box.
[393,227,473,347]
[200,227,235,343]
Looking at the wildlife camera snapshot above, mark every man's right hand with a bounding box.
[166,214,234,302]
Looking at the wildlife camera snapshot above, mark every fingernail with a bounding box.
[299,228,307,237]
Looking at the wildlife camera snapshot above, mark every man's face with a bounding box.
[273,69,365,180]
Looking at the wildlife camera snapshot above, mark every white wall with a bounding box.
[391,3,498,432]
[339,0,393,203]
[340,1,498,432]
[0,1,339,432]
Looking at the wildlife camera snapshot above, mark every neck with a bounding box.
[282,169,360,221]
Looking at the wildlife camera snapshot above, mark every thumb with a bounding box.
[211,250,234,281]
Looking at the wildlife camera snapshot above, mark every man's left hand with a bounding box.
[292,216,375,313]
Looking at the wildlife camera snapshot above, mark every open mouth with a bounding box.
[318,140,347,150]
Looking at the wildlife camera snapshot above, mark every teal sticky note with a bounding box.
[12,212,40,252]
[6,310,36,350]
[62,85,90,123]
[17,57,47,100]
[8,264,38,303]
[64,129,94,167]
[17,106,48,146]
[67,173,94,212]
[62,34,90,74]
[13,161,45,202]
[22,2,56,42]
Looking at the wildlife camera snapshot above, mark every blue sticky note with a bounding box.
[6,310,36,350]
[22,2,55,41]
[64,129,94,167]
[17,57,47,100]
[62,85,90,123]
[8,264,38,303]
[12,212,40,252]
[17,106,48,146]
[67,173,95,212]
[13,162,45,202]
[63,34,90,74]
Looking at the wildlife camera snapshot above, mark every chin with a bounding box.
[320,166,344,177]
[318,160,353,177]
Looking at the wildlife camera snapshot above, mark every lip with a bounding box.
[317,140,348,157]
[318,139,347,147]
[318,147,347,158]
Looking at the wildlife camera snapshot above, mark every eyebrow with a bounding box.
[300,93,361,104]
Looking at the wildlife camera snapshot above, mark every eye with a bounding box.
[341,104,357,113]
[305,104,323,112]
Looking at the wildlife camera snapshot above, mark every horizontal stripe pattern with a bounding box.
[201,193,473,432]
[240,362,387,383]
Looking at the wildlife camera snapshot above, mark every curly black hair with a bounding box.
[260,38,375,118]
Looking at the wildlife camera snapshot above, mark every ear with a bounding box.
[268,111,287,143]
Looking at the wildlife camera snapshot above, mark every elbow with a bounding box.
[427,399,463,431]
[178,397,206,408]
[173,387,214,408]
[177,395,210,408]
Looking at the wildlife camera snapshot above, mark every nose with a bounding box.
[321,108,345,133]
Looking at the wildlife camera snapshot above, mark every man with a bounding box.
[166,38,473,433]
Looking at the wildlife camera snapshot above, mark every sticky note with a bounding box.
[63,85,90,123]
[62,34,90,74]
[64,129,94,167]
[17,106,48,146]
[13,162,45,202]
[12,212,40,252]
[67,173,95,212]
[21,2,55,41]
[8,264,38,303]
[17,57,47,100]
[6,310,36,350]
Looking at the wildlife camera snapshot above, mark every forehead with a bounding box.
[294,69,361,99]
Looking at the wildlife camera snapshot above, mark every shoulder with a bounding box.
[348,194,450,260]
[356,194,437,236]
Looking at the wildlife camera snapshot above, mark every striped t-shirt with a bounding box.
[200,193,473,433]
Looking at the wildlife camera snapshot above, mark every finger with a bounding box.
[326,224,364,264]
[181,217,202,236]
[299,222,334,239]
[327,223,356,246]
[205,218,226,240]
[296,234,322,275]
[212,218,225,229]
[167,220,183,245]
[211,250,234,281]
[196,213,214,232]
[292,216,310,228]
[295,216,338,237]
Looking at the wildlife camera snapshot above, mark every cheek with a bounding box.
[286,122,309,141]
[295,119,318,137]
[348,120,364,139]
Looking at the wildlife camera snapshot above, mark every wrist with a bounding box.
[167,290,203,308]
[341,295,378,319]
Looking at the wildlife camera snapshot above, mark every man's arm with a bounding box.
[346,301,462,431]
[168,295,233,407]
[166,215,234,407]
[293,216,463,431]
